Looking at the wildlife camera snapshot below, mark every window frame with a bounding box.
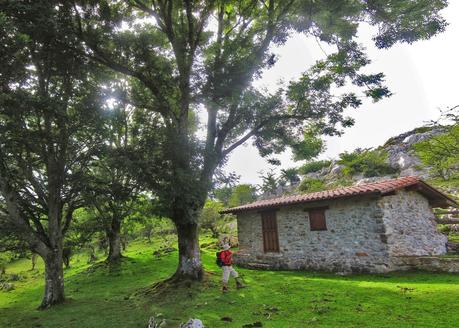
[308,207,328,231]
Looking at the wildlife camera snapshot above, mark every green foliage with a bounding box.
[325,176,355,189]
[299,160,332,175]
[437,224,459,243]
[228,185,257,208]
[414,123,459,179]
[213,187,232,206]
[291,130,325,161]
[338,149,397,178]
[279,168,301,186]
[1,241,459,327]
[259,171,279,195]
[213,183,256,207]
[199,200,235,237]
[199,200,223,236]
[298,178,326,193]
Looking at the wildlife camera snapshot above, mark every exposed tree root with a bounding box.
[84,256,134,274]
[139,271,216,297]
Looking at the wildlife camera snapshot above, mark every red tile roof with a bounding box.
[221,176,457,214]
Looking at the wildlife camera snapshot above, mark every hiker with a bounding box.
[217,244,245,292]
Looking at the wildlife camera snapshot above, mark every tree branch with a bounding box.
[221,114,306,157]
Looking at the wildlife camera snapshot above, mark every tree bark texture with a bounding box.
[173,222,203,281]
[106,218,122,262]
[39,250,65,309]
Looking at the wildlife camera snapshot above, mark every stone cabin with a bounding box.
[221,177,457,273]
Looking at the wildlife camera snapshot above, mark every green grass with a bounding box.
[1,239,459,328]
[449,234,459,243]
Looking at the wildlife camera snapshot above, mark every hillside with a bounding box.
[297,124,458,197]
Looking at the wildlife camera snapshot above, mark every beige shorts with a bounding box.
[222,265,239,283]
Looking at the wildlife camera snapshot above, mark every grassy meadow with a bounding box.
[1,238,459,328]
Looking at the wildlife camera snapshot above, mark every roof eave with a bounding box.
[220,190,382,215]
[405,181,458,209]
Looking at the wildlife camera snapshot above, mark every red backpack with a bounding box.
[216,251,224,267]
[216,250,231,267]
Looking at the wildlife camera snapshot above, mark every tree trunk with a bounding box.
[173,222,203,281]
[106,218,122,262]
[39,181,66,309]
[39,250,65,309]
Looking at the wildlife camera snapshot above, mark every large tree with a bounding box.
[0,1,105,308]
[85,81,146,263]
[68,0,448,280]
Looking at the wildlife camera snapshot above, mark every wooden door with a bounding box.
[261,210,279,252]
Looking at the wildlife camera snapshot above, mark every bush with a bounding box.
[414,123,459,179]
[298,178,325,193]
[338,149,397,178]
[298,160,332,175]
[199,200,236,238]
[438,225,451,234]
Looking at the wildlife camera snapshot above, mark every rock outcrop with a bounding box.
[383,126,444,178]
[304,126,446,185]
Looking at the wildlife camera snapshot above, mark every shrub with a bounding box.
[338,149,397,178]
[199,200,236,238]
[298,178,325,193]
[414,123,459,179]
[298,160,332,175]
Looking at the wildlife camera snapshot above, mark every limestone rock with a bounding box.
[328,163,344,176]
[147,316,166,328]
[180,319,204,328]
[383,126,445,178]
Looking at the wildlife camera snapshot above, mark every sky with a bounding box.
[223,1,459,186]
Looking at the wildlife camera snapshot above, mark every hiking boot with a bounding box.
[222,285,229,293]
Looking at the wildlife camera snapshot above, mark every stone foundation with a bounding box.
[392,256,459,273]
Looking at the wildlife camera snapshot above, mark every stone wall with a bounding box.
[393,256,459,273]
[236,190,448,273]
[236,195,391,273]
[379,190,447,259]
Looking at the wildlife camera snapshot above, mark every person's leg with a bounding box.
[222,266,230,292]
[230,266,246,289]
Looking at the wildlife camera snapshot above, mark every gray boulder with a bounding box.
[180,319,205,328]
[147,316,166,328]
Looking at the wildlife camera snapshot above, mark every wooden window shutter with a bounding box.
[261,211,279,252]
[308,208,327,231]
